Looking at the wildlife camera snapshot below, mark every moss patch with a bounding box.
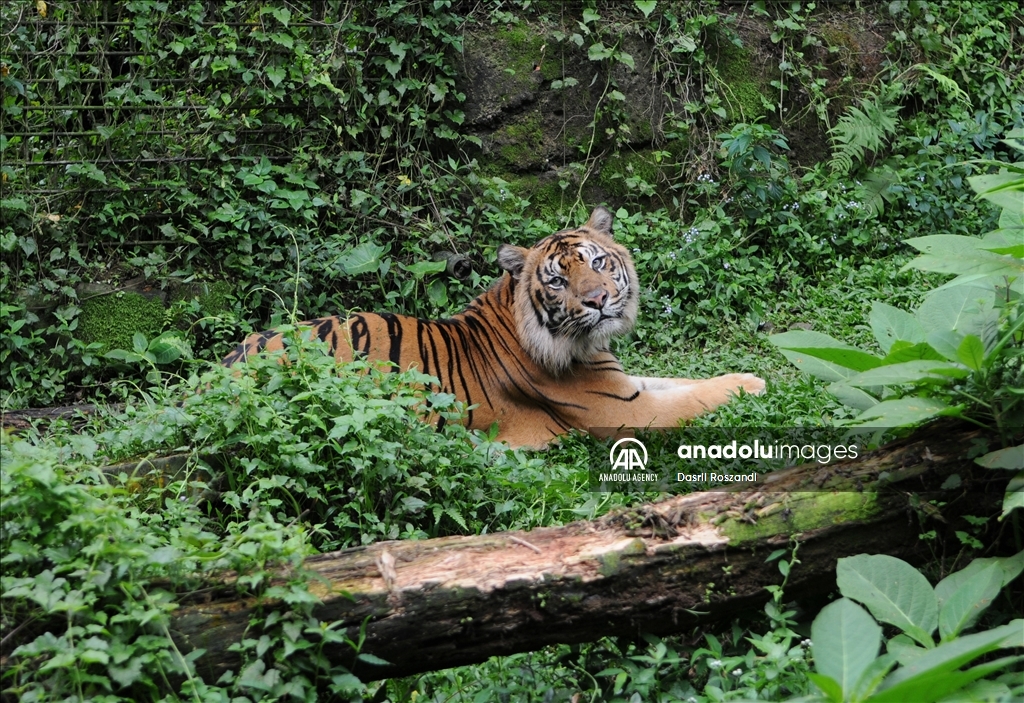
[494,26,561,82]
[716,40,773,123]
[720,491,880,545]
[503,174,569,221]
[598,150,667,198]
[78,291,166,351]
[494,112,546,171]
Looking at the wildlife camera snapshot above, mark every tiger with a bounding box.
[222,207,766,448]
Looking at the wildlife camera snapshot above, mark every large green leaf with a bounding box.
[981,228,1024,258]
[842,397,953,429]
[779,349,857,381]
[936,563,1003,641]
[935,551,1024,609]
[902,235,1024,279]
[401,259,447,278]
[955,334,986,371]
[1003,471,1024,520]
[917,285,996,336]
[870,621,1024,703]
[836,554,938,647]
[880,341,947,364]
[811,598,882,696]
[769,330,883,371]
[845,360,967,388]
[869,302,925,354]
[974,444,1024,470]
[827,382,879,411]
[340,243,386,275]
[969,171,1024,201]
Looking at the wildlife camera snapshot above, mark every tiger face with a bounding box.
[496,207,638,375]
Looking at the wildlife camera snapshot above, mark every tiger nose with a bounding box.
[582,288,608,309]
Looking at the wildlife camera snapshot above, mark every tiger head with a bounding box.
[496,207,639,375]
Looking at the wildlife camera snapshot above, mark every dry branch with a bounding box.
[171,422,1006,681]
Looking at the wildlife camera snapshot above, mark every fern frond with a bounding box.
[857,169,900,218]
[828,93,901,175]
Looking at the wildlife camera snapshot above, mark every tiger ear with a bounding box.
[497,244,529,279]
[584,206,614,235]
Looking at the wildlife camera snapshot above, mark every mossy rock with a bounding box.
[169,280,235,320]
[502,173,571,221]
[493,112,547,171]
[78,290,166,352]
[597,150,669,199]
[715,40,774,123]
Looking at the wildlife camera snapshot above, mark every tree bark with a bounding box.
[170,422,1007,681]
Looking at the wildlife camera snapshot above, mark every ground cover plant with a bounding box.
[2,0,1023,701]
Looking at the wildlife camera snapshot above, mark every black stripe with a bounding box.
[380,313,403,371]
[349,315,371,356]
[585,389,640,402]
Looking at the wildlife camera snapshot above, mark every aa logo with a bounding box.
[609,437,648,472]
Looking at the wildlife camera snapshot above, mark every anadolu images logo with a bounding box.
[609,437,648,472]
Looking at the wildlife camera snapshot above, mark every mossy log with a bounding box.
[172,422,1006,681]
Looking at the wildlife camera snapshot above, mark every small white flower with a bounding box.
[732,668,742,676]
[801,638,812,647]
[709,659,723,669]
[723,262,730,269]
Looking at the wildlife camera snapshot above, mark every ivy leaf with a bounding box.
[634,0,658,18]
[265,65,286,87]
[582,8,601,24]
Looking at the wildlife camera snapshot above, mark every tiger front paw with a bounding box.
[725,373,766,397]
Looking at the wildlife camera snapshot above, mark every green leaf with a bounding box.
[582,8,601,23]
[588,42,612,61]
[634,0,657,18]
[881,341,947,364]
[356,652,390,666]
[842,397,953,429]
[955,334,986,371]
[807,672,843,703]
[871,620,1023,703]
[975,444,1024,470]
[917,284,996,337]
[401,260,447,278]
[811,598,882,696]
[769,330,882,371]
[340,243,385,276]
[981,229,1024,258]
[845,360,967,388]
[427,278,448,307]
[778,349,857,382]
[887,633,927,666]
[132,333,148,354]
[1002,472,1024,520]
[265,65,286,87]
[936,563,1003,640]
[902,235,1024,280]
[827,382,879,411]
[942,552,1024,599]
[851,652,897,702]
[108,658,143,687]
[835,554,938,646]
[870,302,925,353]
[969,171,1024,203]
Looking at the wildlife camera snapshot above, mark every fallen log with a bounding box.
[171,422,1009,681]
